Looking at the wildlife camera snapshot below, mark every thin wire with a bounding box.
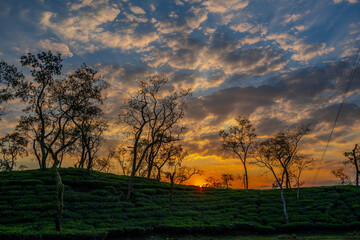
[311,45,360,186]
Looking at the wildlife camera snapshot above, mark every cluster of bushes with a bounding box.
[1,168,360,238]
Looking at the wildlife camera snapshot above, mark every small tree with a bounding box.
[165,165,203,213]
[204,176,223,188]
[219,116,256,191]
[344,144,360,187]
[221,174,234,189]
[331,168,351,185]
[0,132,28,171]
[255,139,289,224]
[291,154,314,199]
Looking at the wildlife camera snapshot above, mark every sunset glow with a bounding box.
[1,0,360,189]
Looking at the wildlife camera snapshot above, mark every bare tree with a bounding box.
[0,132,28,171]
[255,139,289,224]
[331,168,351,185]
[221,174,235,189]
[344,144,360,187]
[119,76,190,201]
[266,123,311,189]
[219,116,256,191]
[291,154,314,199]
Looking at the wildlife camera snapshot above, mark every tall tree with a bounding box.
[119,76,190,201]
[344,144,360,187]
[16,51,63,169]
[219,116,256,191]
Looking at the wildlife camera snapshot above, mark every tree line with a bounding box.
[0,51,359,229]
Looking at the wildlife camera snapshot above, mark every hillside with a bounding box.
[1,168,360,239]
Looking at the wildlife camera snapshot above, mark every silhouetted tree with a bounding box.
[0,61,24,118]
[204,176,223,188]
[344,144,360,187]
[219,116,256,191]
[154,143,184,181]
[0,132,28,171]
[291,154,314,199]
[119,76,190,201]
[331,168,351,185]
[165,165,203,213]
[221,174,234,189]
[255,139,289,224]
[266,123,311,189]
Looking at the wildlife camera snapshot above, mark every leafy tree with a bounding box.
[344,144,360,187]
[221,174,234,189]
[0,60,24,117]
[13,52,108,231]
[219,116,256,191]
[331,168,351,185]
[0,132,28,171]
[119,76,190,201]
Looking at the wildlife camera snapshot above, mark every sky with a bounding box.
[0,0,360,188]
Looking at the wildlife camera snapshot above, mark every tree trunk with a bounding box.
[243,162,248,192]
[147,162,153,179]
[126,169,136,201]
[169,180,174,213]
[297,185,300,199]
[52,166,64,231]
[280,187,289,224]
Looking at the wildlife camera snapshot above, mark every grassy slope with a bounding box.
[1,168,360,239]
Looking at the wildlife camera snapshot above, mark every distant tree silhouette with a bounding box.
[331,168,351,185]
[0,132,28,171]
[221,174,234,189]
[119,76,191,201]
[165,165,203,213]
[204,176,223,188]
[291,154,314,199]
[344,144,360,187]
[219,116,256,191]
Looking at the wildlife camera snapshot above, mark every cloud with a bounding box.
[333,0,358,3]
[230,22,267,35]
[40,0,157,53]
[38,39,73,57]
[143,37,206,70]
[205,33,288,75]
[202,0,248,13]
[267,33,334,61]
[129,6,145,14]
[155,6,207,34]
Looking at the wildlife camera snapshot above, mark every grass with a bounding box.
[1,168,360,239]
